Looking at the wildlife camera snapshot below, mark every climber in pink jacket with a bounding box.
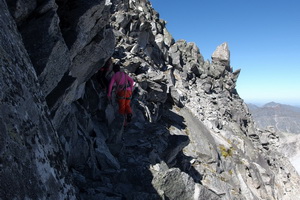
[107,63,134,122]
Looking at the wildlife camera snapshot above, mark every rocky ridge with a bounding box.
[1,0,300,199]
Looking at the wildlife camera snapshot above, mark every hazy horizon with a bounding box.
[246,100,300,108]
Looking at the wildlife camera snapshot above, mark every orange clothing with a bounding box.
[117,90,132,115]
[107,71,134,115]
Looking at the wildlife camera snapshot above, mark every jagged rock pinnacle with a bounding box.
[212,42,230,67]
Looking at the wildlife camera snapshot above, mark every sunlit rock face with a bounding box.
[1,0,300,199]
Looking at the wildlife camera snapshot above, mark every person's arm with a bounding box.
[127,75,134,91]
[107,75,116,98]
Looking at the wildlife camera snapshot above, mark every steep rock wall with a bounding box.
[0,1,75,199]
[0,0,299,199]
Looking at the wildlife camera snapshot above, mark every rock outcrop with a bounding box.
[1,0,300,199]
[0,1,75,199]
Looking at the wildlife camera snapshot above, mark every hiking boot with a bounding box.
[127,113,132,123]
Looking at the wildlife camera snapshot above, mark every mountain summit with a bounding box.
[1,0,300,199]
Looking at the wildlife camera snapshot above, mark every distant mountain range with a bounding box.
[247,102,300,173]
[247,102,300,134]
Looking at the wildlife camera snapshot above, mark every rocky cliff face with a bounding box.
[1,0,300,199]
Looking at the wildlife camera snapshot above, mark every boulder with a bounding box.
[212,42,230,68]
[151,163,220,200]
[146,81,168,103]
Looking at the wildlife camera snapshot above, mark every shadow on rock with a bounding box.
[94,106,217,200]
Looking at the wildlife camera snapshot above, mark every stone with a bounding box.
[95,137,121,170]
[151,165,220,200]
[169,50,182,69]
[163,135,190,165]
[163,28,175,47]
[0,1,76,198]
[212,42,230,67]
[70,28,115,84]
[146,81,168,103]
[6,0,37,23]
[169,86,185,108]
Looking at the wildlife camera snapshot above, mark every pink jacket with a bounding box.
[107,71,134,97]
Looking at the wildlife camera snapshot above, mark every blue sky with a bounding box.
[150,0,300,106]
